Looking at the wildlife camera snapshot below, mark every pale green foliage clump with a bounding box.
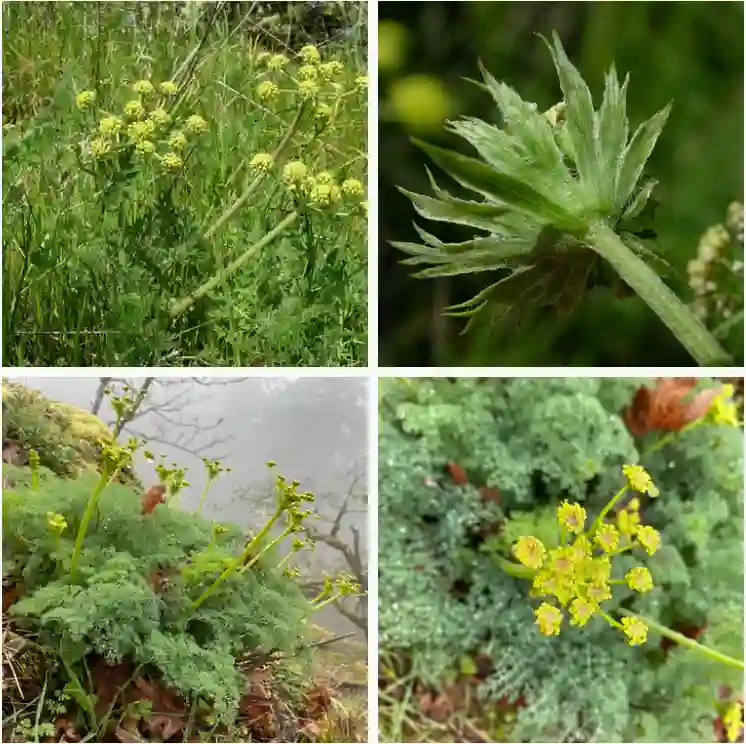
[4,472,311,721]
[379,378,743,742]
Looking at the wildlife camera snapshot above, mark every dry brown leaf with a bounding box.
[445,462,469,485]
[623,378,718,436]
[141,484,167,515]
[54,715,81,742]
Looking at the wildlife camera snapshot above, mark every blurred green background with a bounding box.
[378,1,743,366]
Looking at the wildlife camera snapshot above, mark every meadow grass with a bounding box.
[2,2,368,367]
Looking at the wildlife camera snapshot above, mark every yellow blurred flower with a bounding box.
[256,81,279,102]
[150,107,171,126]
[99,116,123,136]
[379,20,408,71]
[159,80,178,95]
[250,152,274,172]
[185,114,207,133]
[389,74,452,132]
[298,64,318,81]
[535,602,562,636]
[135,139,156,155]
[625,566,653,593]
[635,525,661,556]
[76,90,96,109]
[557,500,585,534]
[620,616,648,646]
[90,137,111,157]
[124,99,145,119]
[342,179,364,198]
[622,464,659,497]
[297,79,319,99]
[283,160,308,184]
[299,45,320,64]
[512,535,546,570]
[168,131,187,150]
[160,152,183,169]
[267,54,288,70]
[132,79,155,95]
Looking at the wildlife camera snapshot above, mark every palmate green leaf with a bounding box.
[541,32,599,197]
[413,139,583,230]
[596,65,630,209]
[474,62,568,177]
[615,103,672,213]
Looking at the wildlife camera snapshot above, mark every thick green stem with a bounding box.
[619,610,744,670]
[586,223,731,365]
[170,210,298,318]
[191,507,283,609]
[70,471,118,579]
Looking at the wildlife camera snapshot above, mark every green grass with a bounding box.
[2,2,368,367]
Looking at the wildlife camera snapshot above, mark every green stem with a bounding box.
[191,507,283,609]
[70,470,118,580]
[586,485,627,538]
[586,223,731,365]
[195,479,215,516]
[170,210,298,318]
[311,592,342,612]
[493,554,537,580]
[619,610,744,670]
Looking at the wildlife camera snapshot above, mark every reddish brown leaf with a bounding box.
[478,486,501,505]
[3,582,24,612]
[141,484,167,515]
[445,462,469,485]
[623,378,719,436]
[54,715,81,742]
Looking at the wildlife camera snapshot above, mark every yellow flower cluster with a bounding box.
[723,700,744,743]
[253,43,353,109]
[513,465,661,646]
[79,78,207,170]
[707,383,740,427]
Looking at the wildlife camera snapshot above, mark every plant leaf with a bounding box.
[397,187,510,233]
[596,66,630,209]
[620,179,658,222]
[615,103,671,212]
[413,139,583,230]
[541,32,598,194]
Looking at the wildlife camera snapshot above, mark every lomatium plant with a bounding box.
[392,31,732,366]
[499,385,744,741]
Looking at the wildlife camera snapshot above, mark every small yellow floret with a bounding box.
[622,464,659,497]
[512,536,546,570]
[557,500,586,533]
[535,602,563,636]
[620,616,648,645]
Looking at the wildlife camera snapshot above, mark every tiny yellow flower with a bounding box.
[160,152,183,169]
[583,582,612,604]
[617,508,641,536]
[256,81,279,102]
[267,53,288,70]
[315,171,335,185]
[250,152,274,172]
[159,80,178,95]
[594,522,620,553]
[355,75,368,88]
[168,131,187,150]
[255,51,271,66]
[127,119,156,141]
[185,114,207,133]
[99,116,123,136]
[150,107,171,126]
[124,99,146,119]
[360,200,368,214]
[309,183,334,207]
[47,512,68,532]
[298,64,319,81]
[512,536,546,570]
[329,184,341,203]
[319,60,344,79]
[628,497,641,511]
[90,137,111,157]
[723,700,743,743]
[557,500,586,534]
[636,525,661,556]
[567,534,592,563]
[297,79,319,99]
[283,160,308,184]
[342,178,364,198]
[132,79,155,95]
[535,602,563,636]
[76,90,96,109]
[135,139,156,155]
[620,616,648,646]
[299,45,321,64]
[622,464,659,497]
[709,384,739,427]
[625,566,653,593]
[569,598,597,627]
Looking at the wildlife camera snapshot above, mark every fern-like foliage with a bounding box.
[4,472,311,721]
[379,378,743,742]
